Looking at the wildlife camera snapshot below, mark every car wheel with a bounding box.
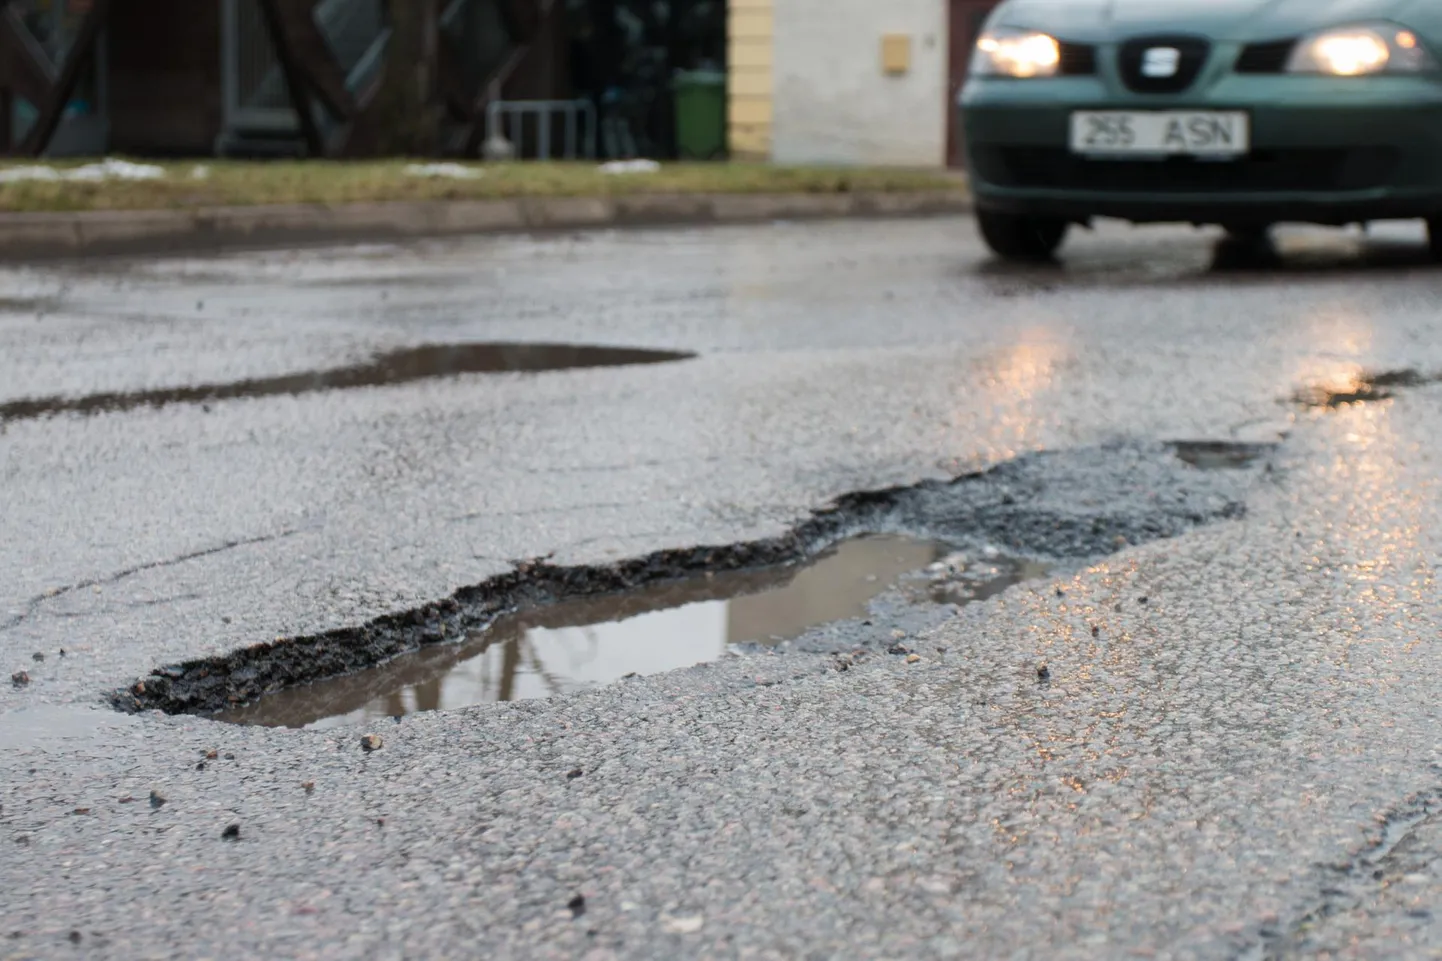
[1427,218,1442,262]
[976,210,1069,262]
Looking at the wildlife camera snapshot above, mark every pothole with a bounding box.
[114,442,1260,720]
[1294,368,1435,410]
[0,342,694,424]
[1171,441,1277,470]
[0,296,54,314]
[216,535,1045,729]
[1298,383,1393,409]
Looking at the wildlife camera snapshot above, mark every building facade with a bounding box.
[1,0,580,159]
[1,0,996,163]
[728,0,1000,167]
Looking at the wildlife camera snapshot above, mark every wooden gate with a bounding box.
[947,0,1000,168]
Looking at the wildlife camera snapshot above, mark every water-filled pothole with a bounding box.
[217,535,1042,729]
[1294,369,1435,410]
[0,342,694,423]
[1171,441,1276,470]
[119,443,1256,719]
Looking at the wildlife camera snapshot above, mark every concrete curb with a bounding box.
[0,189,971,260]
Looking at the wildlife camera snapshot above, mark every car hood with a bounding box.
[995,0,1420,42]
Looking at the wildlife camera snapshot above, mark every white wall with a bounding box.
[771,0,948,167]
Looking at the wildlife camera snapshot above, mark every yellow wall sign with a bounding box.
[882,34,913,75]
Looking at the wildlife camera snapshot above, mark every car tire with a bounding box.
[1427,218,1442,262]
[976,210,1069,262]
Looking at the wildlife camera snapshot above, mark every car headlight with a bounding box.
[1287,22,1437,75]
[972,28,1061,78]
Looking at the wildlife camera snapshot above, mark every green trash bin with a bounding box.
[673,69,728,161]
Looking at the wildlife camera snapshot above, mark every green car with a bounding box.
[959,0,1442,260]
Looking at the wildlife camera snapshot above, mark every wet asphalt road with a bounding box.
[5,217,1442,958]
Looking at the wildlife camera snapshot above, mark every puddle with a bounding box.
[0,342,694,423]
[1298,384,1393,409]
[217,534,1036,729]
[1293,368,1439,410]
[1368,369,1430,390]
[0,296,53,314]
[1171,441,1276,470]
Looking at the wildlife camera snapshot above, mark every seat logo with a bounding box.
[1142,47,1182,78]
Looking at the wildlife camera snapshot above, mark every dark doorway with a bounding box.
[947,0,998,168]
[564,0,725,160]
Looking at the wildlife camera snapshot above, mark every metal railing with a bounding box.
[216,0,587,159]
[220,0,297,136]
[486,99,597,161]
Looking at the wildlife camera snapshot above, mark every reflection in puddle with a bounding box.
[218,535,1042,730]
[925,552,1052,607]
[0,342,694,423]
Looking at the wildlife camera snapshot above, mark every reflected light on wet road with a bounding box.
[1315,405,1435,674]
[962,337,1069,461]
[1288,304,1380,410]
[931,372,1442,899]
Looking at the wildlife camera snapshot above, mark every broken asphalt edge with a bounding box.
[0,189,972,261]
[111,477,948,718]
[111,443,1254,721]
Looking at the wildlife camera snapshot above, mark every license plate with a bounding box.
[1069,111,1250,157]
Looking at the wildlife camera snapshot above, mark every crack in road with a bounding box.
[0,530,305,636]
[1247,784,1442,961]
[448,501,646,524]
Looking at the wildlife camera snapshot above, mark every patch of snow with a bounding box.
[402,163,483,179]
[598,159,661,175]
[0,158,166,184]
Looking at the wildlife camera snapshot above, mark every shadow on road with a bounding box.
[972,227,1441,295]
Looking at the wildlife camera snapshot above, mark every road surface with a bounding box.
[4,218,1442,959]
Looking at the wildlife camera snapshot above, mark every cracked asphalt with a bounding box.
[5,217,1442,958]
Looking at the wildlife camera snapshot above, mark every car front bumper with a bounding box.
[961,73,1442,225]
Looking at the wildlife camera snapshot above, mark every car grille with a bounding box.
[1234,39,1296,73]
[1058,42,1098,76]
[972,147,1402,193]
[1118,36,1210,93]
